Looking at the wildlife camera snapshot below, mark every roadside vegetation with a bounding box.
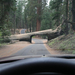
[47,33,75,54]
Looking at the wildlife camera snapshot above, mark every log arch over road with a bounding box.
[9,25,61,43]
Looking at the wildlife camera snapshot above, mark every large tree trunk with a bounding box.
[65,0,69,34]
[56,6,60,26]
[72,0,75,30]
[36,19,41,31]
[36,0,42,31]
[14,12,16,34]
[9,24,62,43]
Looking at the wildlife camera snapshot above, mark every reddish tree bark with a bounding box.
[36,19,41,31]
[36,0,42,31]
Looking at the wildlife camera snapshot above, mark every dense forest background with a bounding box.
[0,0,75,41]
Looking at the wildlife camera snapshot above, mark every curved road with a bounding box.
[21,29,26,34]
[12,39,50,56]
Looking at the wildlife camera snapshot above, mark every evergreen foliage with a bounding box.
[0,0,75,43]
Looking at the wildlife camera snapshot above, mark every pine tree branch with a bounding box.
[67,21,75,25]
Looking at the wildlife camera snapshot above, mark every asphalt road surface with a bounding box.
[21,29,26,34]
[12,39,50,56]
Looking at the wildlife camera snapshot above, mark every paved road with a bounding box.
[12,39,50,56]
[32,38,47,44]
[21,29,26,34]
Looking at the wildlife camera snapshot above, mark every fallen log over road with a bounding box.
[9,25,61,43]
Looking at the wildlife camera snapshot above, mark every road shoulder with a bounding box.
[42,39,63,54]
[0,41,31,58]
[44,44,62,54]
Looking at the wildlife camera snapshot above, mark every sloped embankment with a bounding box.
[47,34,75,54]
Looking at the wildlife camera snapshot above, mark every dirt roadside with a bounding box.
[42,40,63,55]
[44,44,63,54]
[0,41,32,58]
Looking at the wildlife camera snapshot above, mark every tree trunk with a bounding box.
[72,0,75,30]
[36,19,41,31]
[30,24,32,32]
[56,6,60,26]
[36,0,42,31]
[14,12,16,34]
[65,0,69,34]
[9,24,62,42]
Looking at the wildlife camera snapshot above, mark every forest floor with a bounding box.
[47,33,75,54]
